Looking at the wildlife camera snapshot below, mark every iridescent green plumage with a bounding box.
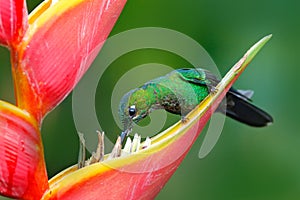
[119,68,273,140]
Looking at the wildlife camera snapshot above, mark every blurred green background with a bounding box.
[0,0,299,199]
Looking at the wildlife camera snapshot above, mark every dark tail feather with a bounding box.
[223,88,273,127]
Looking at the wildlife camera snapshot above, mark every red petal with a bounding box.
[0,101,48,199]
[13,0,126,122]
[0,0,28,47]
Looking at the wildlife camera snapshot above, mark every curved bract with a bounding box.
[15,0,126,122]
[41,35,272,199]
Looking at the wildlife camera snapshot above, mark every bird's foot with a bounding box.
[210,86,218,94]
[181,116,189,123]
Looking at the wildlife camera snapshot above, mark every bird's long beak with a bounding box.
[120,131,127,143]
[120,128,132,143]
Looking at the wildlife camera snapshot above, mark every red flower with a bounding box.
[0,0,271,199]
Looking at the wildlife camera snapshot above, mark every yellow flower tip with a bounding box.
[28,0,52,24]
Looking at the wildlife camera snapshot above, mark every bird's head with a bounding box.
[118,88,152,138]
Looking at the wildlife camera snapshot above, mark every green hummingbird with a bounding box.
[119,68,273,141]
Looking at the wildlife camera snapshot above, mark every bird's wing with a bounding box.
[175,68,219,89]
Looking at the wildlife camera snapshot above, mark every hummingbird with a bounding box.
[118,68,273,141]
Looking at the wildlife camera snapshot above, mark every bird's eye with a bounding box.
[128,105,136,117]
